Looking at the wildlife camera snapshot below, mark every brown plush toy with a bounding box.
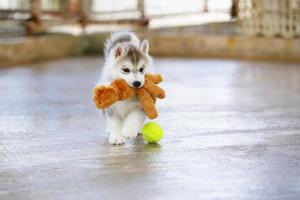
[93,74,165,119]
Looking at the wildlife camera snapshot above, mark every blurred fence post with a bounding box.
[137,0,145,18]
[26,0,45,35]
[78,0,91,29]
[60,0,72,18]
[203,0,208,12]
[30,0,42,17]
[231,0,238,19]
[137,0,149,26]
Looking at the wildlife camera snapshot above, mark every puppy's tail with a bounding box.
[104,31,140,57]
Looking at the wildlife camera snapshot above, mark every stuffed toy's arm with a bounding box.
[93,79,134,109]
[145,74,163,84]
[93,85,118,109]
[143,78,165,99]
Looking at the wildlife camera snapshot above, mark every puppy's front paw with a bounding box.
[109,135,125,145]
[121,125,138,139]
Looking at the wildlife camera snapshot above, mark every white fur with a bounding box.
[98,32,152,145]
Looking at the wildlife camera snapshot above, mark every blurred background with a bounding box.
[1,0,299,64]
[1,1,300,200]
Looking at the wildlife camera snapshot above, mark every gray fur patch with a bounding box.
[126,46,144,66]
[116,45,149,67]
[105,33,131,56]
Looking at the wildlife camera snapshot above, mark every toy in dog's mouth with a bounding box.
[93,73,165,119]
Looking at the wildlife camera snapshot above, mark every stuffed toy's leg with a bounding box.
[121,108,146,138]
[137,88,158,119]
[143,74,164,103]
[93,79,135,109]
[105,109,125,145]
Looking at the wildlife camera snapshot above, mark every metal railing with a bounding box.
[0,0,234,38]
[0,0,63,38]
[238,0,300,38]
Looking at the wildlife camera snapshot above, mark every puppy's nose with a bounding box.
[133,81,141,88]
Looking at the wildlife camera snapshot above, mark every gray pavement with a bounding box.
[0,57,300,200]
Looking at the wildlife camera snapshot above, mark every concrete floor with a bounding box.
[0,57,300,200]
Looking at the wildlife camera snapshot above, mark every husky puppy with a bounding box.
[98,32,152,145]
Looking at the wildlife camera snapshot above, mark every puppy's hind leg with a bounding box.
[122,108,146,139]
[106,110,125,145]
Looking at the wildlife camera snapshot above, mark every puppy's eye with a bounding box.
[122,68,130,74]
[139,67,144,73]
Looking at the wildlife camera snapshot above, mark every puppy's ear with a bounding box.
[113,43,125,59]
[140,39,149,55]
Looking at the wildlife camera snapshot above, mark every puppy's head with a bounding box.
[109,40,151,88]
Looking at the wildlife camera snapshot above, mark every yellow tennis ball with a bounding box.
[142,122,163,143]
